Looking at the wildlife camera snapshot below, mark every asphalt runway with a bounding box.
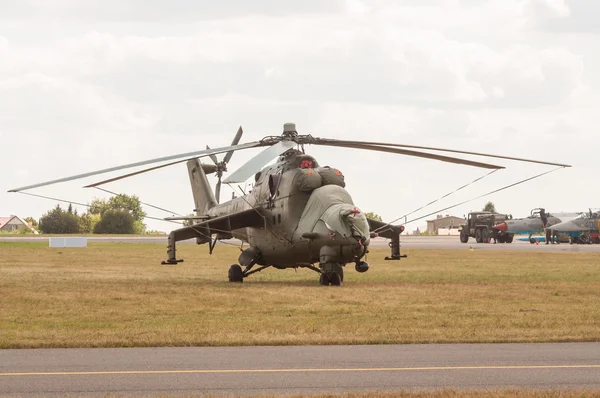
[1,343,599,396]
[4,235,600,253]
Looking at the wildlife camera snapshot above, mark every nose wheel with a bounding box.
[319,263,344,286]
[319,271,342,286]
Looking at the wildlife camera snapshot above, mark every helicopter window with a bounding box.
[268,173,281,198]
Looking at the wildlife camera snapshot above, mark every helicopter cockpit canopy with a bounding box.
[296,154,319,169]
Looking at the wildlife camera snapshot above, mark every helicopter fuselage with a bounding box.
[205,149,370,268]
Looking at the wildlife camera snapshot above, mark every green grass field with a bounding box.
[0,242,599,348]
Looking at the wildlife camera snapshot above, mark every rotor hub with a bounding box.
[282,122,299,140]
[283,122,296,134]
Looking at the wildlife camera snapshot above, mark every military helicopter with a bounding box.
[9,123,571,285]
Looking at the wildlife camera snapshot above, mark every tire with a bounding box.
[529,236,536,244]
[329,272,342,286]
[481,229,489,243]
[475,229,482,243]
[319,273,330,286]
[332,263,344,282]
[497,235,505,244]
[594,237,600,244]
[228,264,243,283]
[460,229,469,243]
[505,234,514,244]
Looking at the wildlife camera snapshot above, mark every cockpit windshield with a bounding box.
[577,210,600,219]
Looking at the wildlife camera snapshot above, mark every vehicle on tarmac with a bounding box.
[460,211,514,244]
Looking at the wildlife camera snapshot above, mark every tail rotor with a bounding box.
[206,126,243,203]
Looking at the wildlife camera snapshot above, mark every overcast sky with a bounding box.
[1,0,598,233]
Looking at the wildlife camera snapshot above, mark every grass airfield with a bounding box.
[0,241,599,349]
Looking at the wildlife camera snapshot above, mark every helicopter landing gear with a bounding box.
[228,264,243,283]
[318,263,344,286]
[318,246,344,286]
[227,263,272,282]
[319,269,343,286]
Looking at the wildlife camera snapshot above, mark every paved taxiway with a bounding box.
[3,235,600,253]
[1,343,599,396]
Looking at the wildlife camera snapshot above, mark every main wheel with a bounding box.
[481,229,489,243]
[475,229,482,243]
[228,264,243,283]
[319,273,331,286]
[497,234,505,244]
[594,237,600,244]
[460,229,469,243]
[505,234,514,244]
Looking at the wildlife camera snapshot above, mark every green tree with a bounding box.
[39,205,80,234]
[89,194,147,233]
[483,201,497,213]
[93,210,136,234]
[24,217,38,229]
[364,212,383,221]
[78,212,102,234]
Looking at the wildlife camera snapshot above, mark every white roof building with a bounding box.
[0,215,39,234]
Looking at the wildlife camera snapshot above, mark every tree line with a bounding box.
[35,194,148,234]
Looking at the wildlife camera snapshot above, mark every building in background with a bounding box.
[0,215,39,234]
[426,214,464,235]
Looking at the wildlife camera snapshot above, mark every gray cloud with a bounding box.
[542,0,600,34]
[0,0,345,22]
[1,0,598,232]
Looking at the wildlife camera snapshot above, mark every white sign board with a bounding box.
[438,228,460,236]
[49,237,88,248]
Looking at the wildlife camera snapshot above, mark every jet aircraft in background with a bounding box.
[549,209,600,244]
[493,208,583,244]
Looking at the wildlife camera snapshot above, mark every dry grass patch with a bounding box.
[249,392,600,398]
[142,390,600,397]
[0,242,599,348]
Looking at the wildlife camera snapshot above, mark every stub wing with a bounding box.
[365,218,406,260]
[366,218,405,239]
[167,209,265,244]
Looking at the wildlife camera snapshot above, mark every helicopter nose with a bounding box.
[493,222,507,232]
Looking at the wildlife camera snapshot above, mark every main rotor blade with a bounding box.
[223,126,243,164]
[314,138,571,168]
[224,140,296,183]
[84,157,195,188]
[8,141,263,192]
[313,141,505,169]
